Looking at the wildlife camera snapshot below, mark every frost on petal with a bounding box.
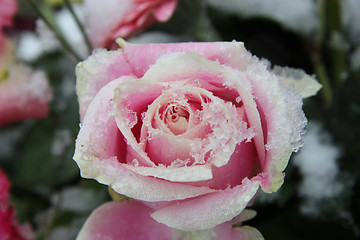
[76,201,173,240]
[116,39,249,76]
[90,157,216,202]
[75,48,134,120]
[0,64,52,127]
[113,79,166,167]
[74,77,130,181]
[151,178,260,231]
[272,65,322,98]
[123,164,213,182]
[245,55,308,192]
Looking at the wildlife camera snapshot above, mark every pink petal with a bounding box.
[83,0,134,47]
[0,0,17,29]
[77,200,262,240]
[112,79,166,166]
[76,48,135,120]
[151,178,260,231]
[189,141,258,190]
[154,0,178,22]
[76,201,173,240]
[245,58,307,192]
[0,169,33,240]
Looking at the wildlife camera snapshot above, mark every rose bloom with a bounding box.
[73,39,320,230]
[83,0,178,48]
[77,200,263,240]
[0,169,33,240]
[0,40,52,127]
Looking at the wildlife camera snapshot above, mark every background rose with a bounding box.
[0,169,33,240]
[0,0,17,53]
[0,60,52,127]
[73,40,320,230]
[76,200,263,240]
[83,0,178,48]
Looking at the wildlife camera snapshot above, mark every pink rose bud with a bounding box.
[0,169,33,240]
[77,200,263,240]
[0,62,52,127]
[0,0,17,52]
[73,40,320,231]
[83,0,178,48]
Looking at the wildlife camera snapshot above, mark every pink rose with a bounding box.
[0,169,33,240]
[0,0,17,52]
[0,61,52,127]
[73,40,320,230]
[77,200,263,240]
[83,0,178,48]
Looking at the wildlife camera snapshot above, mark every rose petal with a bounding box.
[245,57,308,192]
[74,77,130,169]
[93,157,216,201]
[76,48,144,120]
[189,141,258,190]
[123,164,213,182]
[76,201,173,240]
[154,0,178,22]
[151,178,260,231]
[272,65,322,98]
[83,0,134,48]
[113,79,166,166]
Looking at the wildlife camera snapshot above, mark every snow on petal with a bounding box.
[123,164,213,182]
[151,178,260,231]
[0,64,52,127]
[272,65,322,98]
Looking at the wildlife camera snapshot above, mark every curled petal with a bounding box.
[76,201,173,240]
[151,178,260,231]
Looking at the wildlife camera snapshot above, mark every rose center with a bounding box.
[163,104,189,135]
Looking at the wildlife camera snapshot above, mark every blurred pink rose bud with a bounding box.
[0,169,33,240]
[73,40,320,231]
[0,0,17,52]
[83,0,178,48]
[0,60,52,127]
[76,200,263,240]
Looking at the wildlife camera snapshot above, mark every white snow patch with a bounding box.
[0,125,28,158]
[51,129,72,157]
[207,0,319,36]
[350,47,360,70]
[342,0,360,45]
[294,121,344,215]
[16,32,44,62]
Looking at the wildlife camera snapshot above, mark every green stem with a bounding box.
[26,0,83,62]
[325,0,346,87]
[63,0,93,53]
[311,53,333,108]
